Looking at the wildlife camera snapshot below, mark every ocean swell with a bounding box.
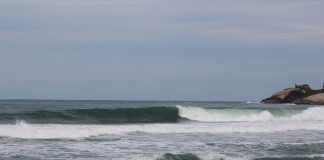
[0,107,181,124]
[1,105,324,124]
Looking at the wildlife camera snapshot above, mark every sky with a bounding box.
[1,0,324,101]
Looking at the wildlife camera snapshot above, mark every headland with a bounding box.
[262,84,324,105]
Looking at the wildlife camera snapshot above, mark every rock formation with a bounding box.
[295,93,324,105]
[261,84,324,105]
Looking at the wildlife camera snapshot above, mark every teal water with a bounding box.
[0,100,324,160]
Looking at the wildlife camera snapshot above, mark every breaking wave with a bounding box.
[1,106,324,124]
[2,118,324,139]
[177,106,324,122]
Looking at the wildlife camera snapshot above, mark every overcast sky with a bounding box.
[1,0,324,101]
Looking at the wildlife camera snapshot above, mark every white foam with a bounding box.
[1,119,324,139]
[177,105,274,122]
[246,101,260,104]
[177,105,324,122]
[291,106,324,121]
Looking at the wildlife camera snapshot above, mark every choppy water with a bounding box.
[1,100,324,160]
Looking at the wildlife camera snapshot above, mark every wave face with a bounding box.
[0,107,180,124]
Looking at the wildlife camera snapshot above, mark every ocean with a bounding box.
[1,100,324,160]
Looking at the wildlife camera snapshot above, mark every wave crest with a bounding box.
[177,105,324,122]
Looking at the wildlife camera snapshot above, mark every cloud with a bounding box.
[1,0,324,49]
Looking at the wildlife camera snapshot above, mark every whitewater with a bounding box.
[177,105,324,122]
[1,100,324,160]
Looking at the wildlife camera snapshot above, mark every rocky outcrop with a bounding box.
[261,84,324,105]
[261,88,298,103]
[295,93,324,105]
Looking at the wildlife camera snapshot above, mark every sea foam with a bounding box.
[177,105,324,122]
[177,105,274,122]
[1,119,324,139]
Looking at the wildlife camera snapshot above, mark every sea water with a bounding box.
[1,100,324,160]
